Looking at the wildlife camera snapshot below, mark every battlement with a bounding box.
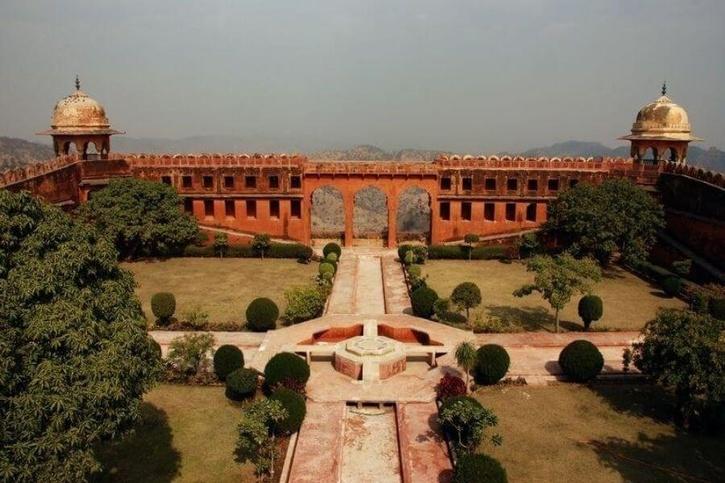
[662,162,725,189]
[0,154,79,187]
[119,152,307,168]
[434,155,636,171]
[304,161,438,176]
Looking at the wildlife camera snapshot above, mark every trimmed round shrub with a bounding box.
[319,262,336,277]
[246,297,279,332]
[325,252,338,263]
[661,276,682,297]
[451,282,482,317]
[225,367,258,400]
[264,352,310,388]
[435,373,467,401]
[558,340,604,382]
[323,242,342,259]
[709,298,725,320]
[407,264,422,279]
[397,244,413,261]
[454,453,508,483]
[213,344,244,381]
[151,292,176,324]
[577,295,603,330]
[474,344,510,385]
[270,388,307,434]
[411,286,438,319]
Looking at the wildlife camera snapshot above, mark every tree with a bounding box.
[463,233,479,261]
[214,232,229,258]
[166,332,215,377]
[544,179,664,265]
[235,398,288,479]
[513,254,601,333]
[79,178,199,259]
[252,233,271,259]
[632,309,725,428]
[451,282,482,321]
[454,341,477,393]
[438,396,501,454]
[577,294,603,331]
[0,191,161,482]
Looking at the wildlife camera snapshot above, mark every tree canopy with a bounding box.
[79,178,198,259]
[0,190,161,482]
[633,309,724,428]
[544,179,664,265]
[514,254,601,332]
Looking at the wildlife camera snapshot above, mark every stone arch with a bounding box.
[353,186,388,243]
[311,185,345,241]
[667,147,679,162]
[396,187,431,243]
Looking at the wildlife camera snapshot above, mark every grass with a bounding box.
[474,384,724,483]
[422,260,686,331]
[123,258,318,328]
[95,384,257,482]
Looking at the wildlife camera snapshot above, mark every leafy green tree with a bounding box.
[451,282,482,321]
[166,332,215,377]
[235,398,288,479]
[463,233,480,261]
[0,191,161,482]
[438,396,501,453]
[544,179,664,265]
[252,233,271,259]
[79,178,199,259]
[632,309,725,428]
[214,232,229,258]
[454,341,477,392]
[514,254,601,332]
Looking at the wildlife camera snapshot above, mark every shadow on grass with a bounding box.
[589,432,725,483]
[486,305,555,332]
[94,403,180,483]
[587,384,725,482]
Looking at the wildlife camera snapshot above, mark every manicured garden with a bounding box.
[421,259,686,331]
[474,384,725,482]
[124,258,319,328]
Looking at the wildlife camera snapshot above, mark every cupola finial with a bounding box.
[75,75,81,91]
[661,81,667,96]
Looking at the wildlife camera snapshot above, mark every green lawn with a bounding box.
[123,258,318,328]
[422,260,686,331]
[96,384,254,482]
[475,384,725,483]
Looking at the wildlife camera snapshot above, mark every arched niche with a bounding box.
[353,186,388,242]
[396,187,431,243]
[311,185,344,241]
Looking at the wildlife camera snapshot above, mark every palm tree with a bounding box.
[454,341,477,393]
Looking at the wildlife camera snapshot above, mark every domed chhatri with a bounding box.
[38,76,123,160]
[620,83,701,164]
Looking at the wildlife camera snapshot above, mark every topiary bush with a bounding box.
[319,262,336,277]
[397,244,413,261]
[225,367,258,400]
[435,373,467,401]
[577,295,603,331]
[246,297,279,332]
[264,352,311,389]
[323,242,342,259]
[270,388,307,434]
[451,282,482,320]
[325,252,338,263]
[151,292,176,325]
[661,276,682,297]
[411,286,439,319]
[213,344,244,381]
[474,344,510,385]
[454,453,508,483]
[406,264,422,279]
[558,340,604,382]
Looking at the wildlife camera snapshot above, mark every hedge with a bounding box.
[246,298,279,332]
[183,242,313,260]
[213,344,244,381]
[428,244,507,260]
[225,368,258,400]
[558,340,604,382]
[474,344,510,385]
[270,388,307,434]
[264,352,311,388]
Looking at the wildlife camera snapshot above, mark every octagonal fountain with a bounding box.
[334,334,407,381]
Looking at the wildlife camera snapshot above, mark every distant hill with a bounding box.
[1,135,723,174]
[0,136,54,171]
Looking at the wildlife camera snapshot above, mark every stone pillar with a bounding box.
[344,191,354,247]
[430,194,440,245]
[387,196,398,248]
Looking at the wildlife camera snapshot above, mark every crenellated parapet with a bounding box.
[304,160,438,176]
[120,152,307,168]
[662,162,725,189]
[434,155,636,171]
[0,154,80,188]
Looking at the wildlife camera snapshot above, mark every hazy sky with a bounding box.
[1,0,723,152]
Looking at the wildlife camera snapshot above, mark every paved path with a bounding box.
[341,405,401,483]
[381,254,412,314]
[287,402,346,483]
